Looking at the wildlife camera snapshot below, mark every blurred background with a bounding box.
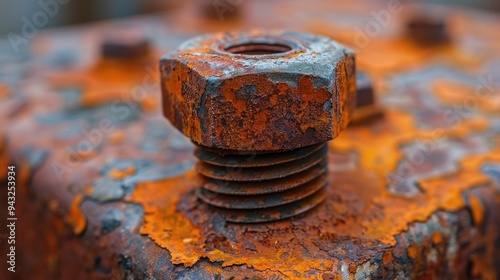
[0,0,499,36]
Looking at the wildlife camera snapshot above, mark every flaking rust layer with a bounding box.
[0,0,500,279]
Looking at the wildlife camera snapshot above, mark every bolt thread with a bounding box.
[194,143,329,223]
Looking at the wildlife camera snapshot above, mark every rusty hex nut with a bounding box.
[160,30,356,151]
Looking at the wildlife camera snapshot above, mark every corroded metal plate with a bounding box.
[0,0,499,279]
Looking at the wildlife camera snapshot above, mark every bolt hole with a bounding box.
[224,43,292,55]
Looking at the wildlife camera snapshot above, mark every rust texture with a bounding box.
[160,30,356,152]
[160,30,356,222]
[195,143,329,220]
[160,30,356,223]
[0,0,500,279]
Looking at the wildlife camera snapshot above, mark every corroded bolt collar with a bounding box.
[160,30,356,152]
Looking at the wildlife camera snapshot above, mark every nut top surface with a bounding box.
[160,30,356,151]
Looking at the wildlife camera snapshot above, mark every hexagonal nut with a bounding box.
[160,30,356,151]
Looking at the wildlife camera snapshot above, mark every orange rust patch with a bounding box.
[333,56,356,137]
[140,95,157,112]
[407,245,419,259]
[208,73,348,150]
[83,186,93,196]
[64,194,86,235]
[0,83,10,99]
[251,111,267,134]
[45,54,157,108]
[433,80,500,114]
[432,232,443,245]
[129,172,337,277]
[269,93,279,107]
[161,59,204,143]
[382,252,394,264]
[468,195,485,226]
[348,263,357,273]
[329,106,499,245]
[128,174,202,266]
[108,166,136,180]
[295,76,332,133]
[108,131,125,145]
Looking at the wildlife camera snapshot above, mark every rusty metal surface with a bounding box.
[0,0,499,279]
[160,30,356,152]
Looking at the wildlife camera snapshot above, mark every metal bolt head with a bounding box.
[355,72,374,108]
[160,30,356,152]
[406,14,449,46]
[350,72,384,125]
[101,28,150,59]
